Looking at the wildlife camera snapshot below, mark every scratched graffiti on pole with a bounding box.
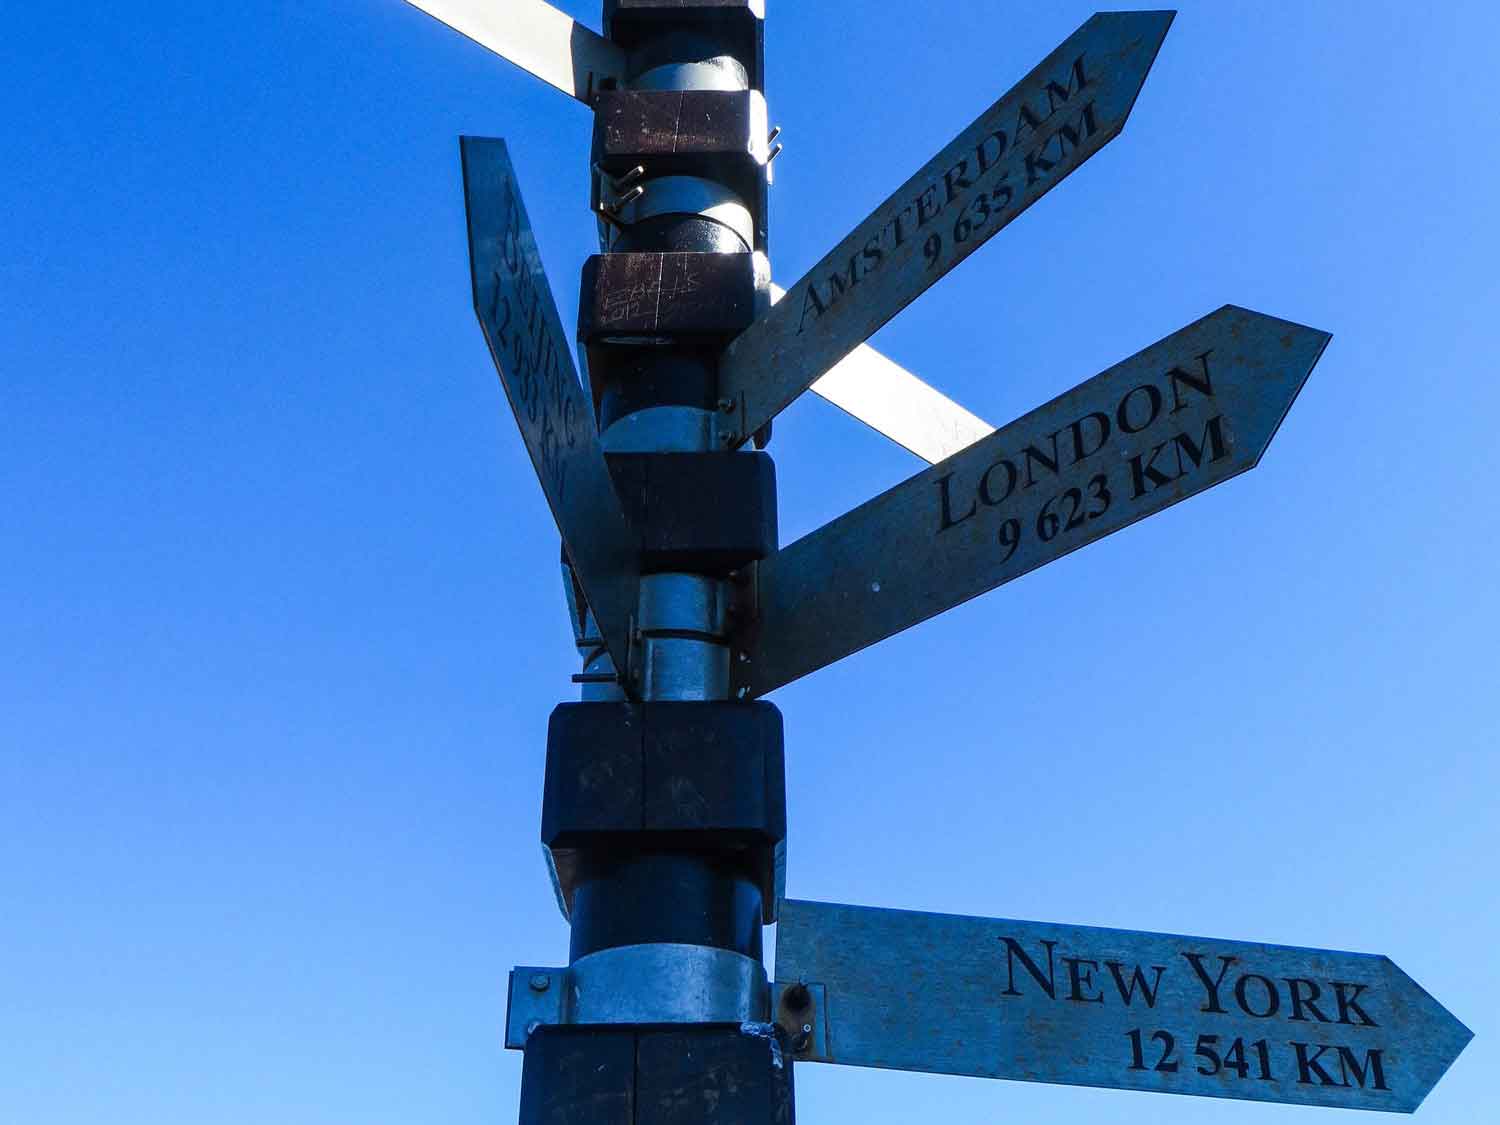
[732,306,1331,698]
[776,899,1472,1113]
[716,11,1174,444]
[461,137,640,682]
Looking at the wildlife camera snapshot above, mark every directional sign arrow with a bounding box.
[788,285,998,464]
[775,899,1472,1113]
[461,137,640,685]
[716,11,1174,445]
[400,0,625,104]
[731,305,1330,698]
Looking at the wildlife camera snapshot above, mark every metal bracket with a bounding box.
[765,125,782,185]
[715,390,747,449]
[593,163,648,230]
[604,175,754,251]
[771,980,829,1062]
[727,561,760,699]
[624,612,642,697]
[506,945,771,1048]
[507,965,567,1047]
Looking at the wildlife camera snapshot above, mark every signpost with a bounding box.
[382,4,1473,1122]
[775,899,1472,1113]
[402,0,625,103]
[460,137,640,682]
[732,305,1331,698]
[407,0,1006,467]
[716,11,1175,446]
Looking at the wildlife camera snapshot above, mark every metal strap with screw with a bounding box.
[505,945,771,1046]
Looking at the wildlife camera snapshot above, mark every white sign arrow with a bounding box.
[399,0,625,104]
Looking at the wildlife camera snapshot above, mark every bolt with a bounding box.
[529,973,551,992]
[525,1020,542,1037]
[717,398,735,414]
[613,164,646,190]
[791,1023,813,1052]
[613,184,645,210]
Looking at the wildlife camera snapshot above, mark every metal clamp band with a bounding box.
[506,944,770,1047]
[638,573,729,638]
[608,175,754,251]
[601,406,719,454]
[638,573,731,700]
[632,58,749,93]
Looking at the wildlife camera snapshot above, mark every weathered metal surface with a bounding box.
[731,306,1330,698]
[571,944,768,1025]
[400,0,624,104]
[775,899,1471,1112]
[716,11,1174,444]
[506,945,770,1047]
[594,89,770,165]
[580,252,757,341]
[461,137,640,683]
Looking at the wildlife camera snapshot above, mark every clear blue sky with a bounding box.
[4,2,1497,1122]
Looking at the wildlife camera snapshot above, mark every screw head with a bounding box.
[529,973,551,992]
[790,1021,814,1053]
[525,1020,542,1037]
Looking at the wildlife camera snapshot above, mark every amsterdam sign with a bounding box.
[716,11,1175,445]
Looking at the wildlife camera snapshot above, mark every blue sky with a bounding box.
[4,2,1497,1122]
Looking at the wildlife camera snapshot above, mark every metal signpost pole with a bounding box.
[492,4,792,1123]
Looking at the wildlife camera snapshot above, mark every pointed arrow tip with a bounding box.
[1216,303,1334,356]
[1094,8,1177,49]
[1110,8,1177,46]
[1382,955,1475,1064]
